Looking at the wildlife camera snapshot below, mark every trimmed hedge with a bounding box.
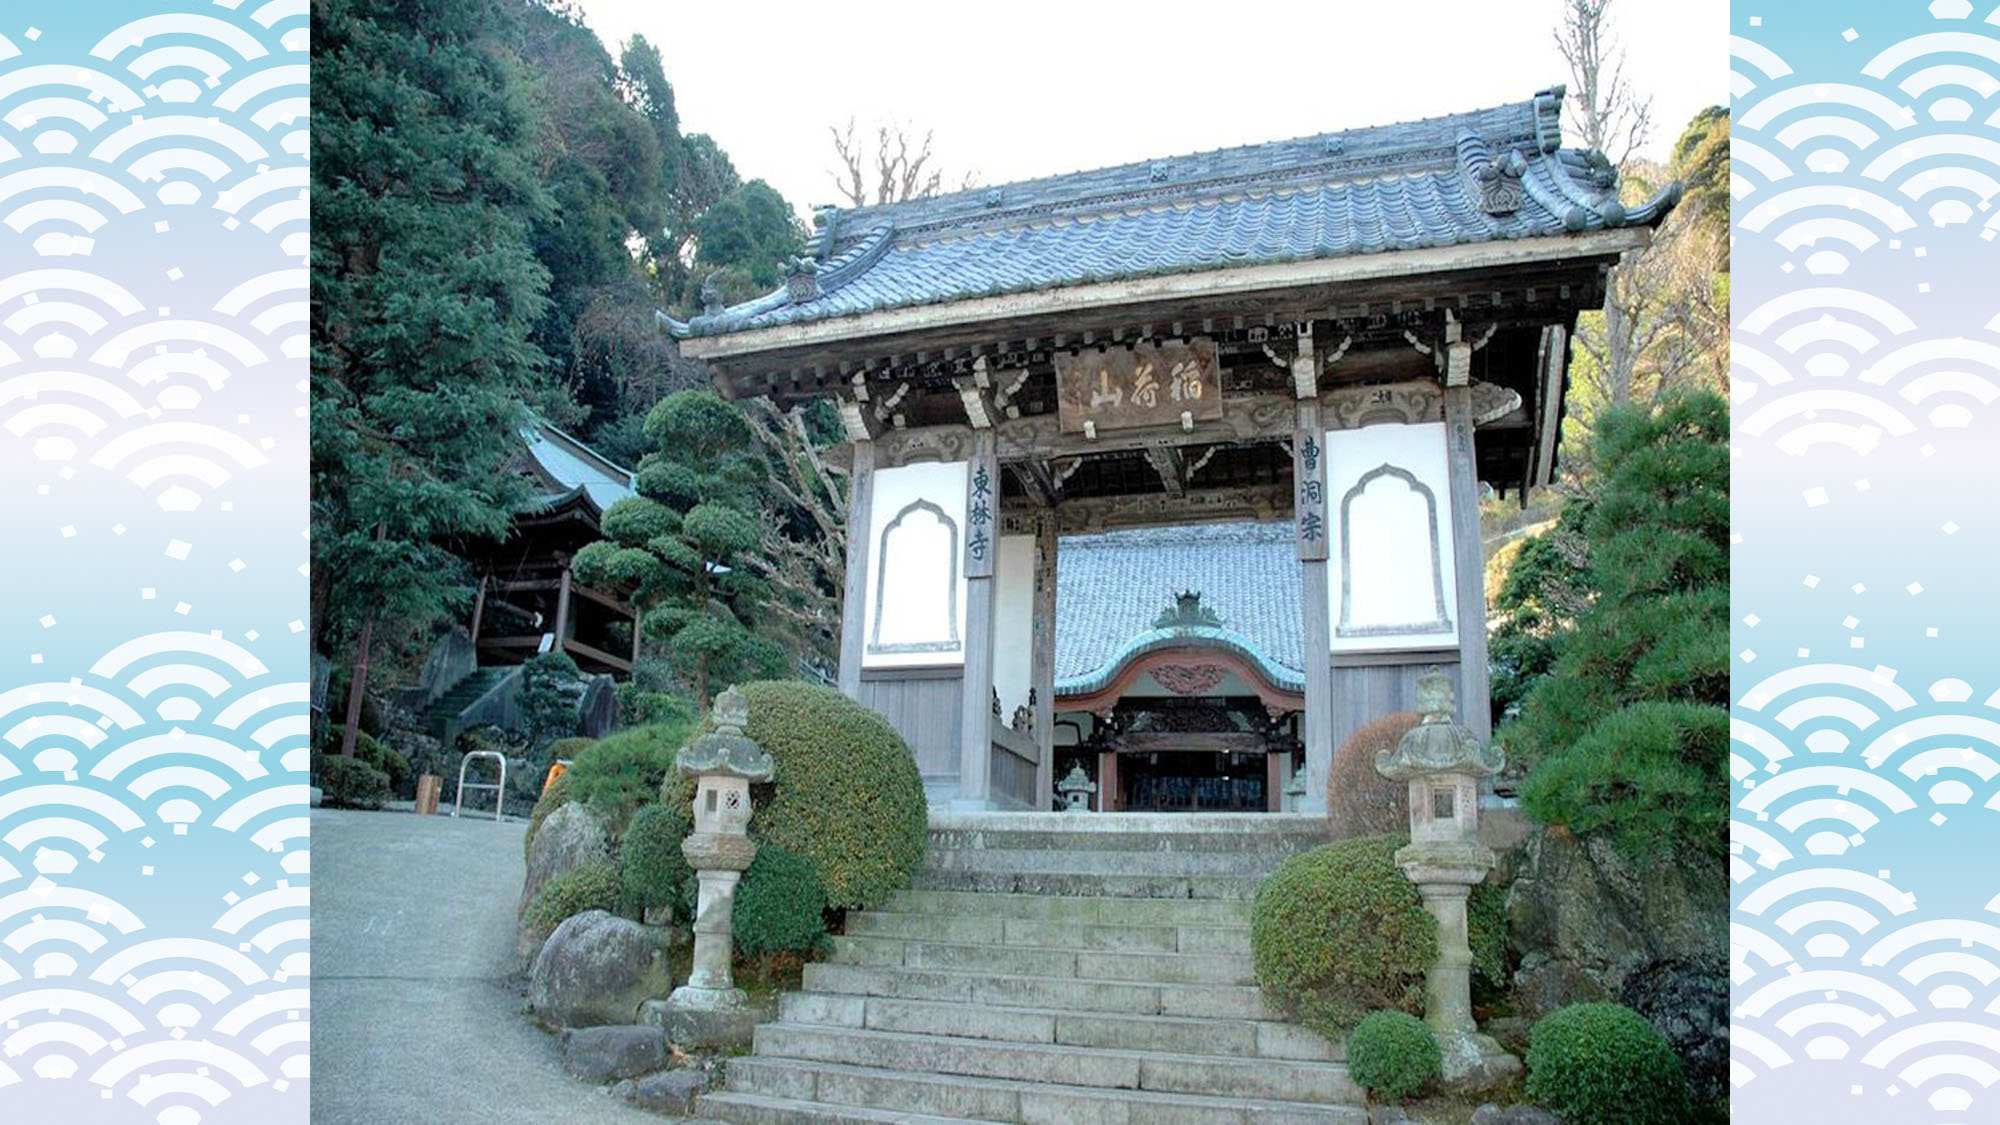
[524,768,573,862]
[734,844,828,957]
[524,864,621,941]
[1327,712,1418,840]
[1347,1010,1441,1102]
[567,717,696,838]
[1253,836,1436,1035]
[324,726,410,792]
[620,802,691,921]
[729,680,926,910]
[1524,1003,1694,1125]
[312,752,389,809]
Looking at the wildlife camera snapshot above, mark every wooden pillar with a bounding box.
[469,575,488,646]
[837,440,876,697]
[1030,509,1058,811]
[553,568,574,647]
[1294,377,1334,817]
[1097,748,1119,813]
[1443,387,1492,744]
[955,430,999,809]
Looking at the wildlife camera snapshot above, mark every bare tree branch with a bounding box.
[827,119,968,206]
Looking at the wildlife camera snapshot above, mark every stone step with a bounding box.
[881,890,1254,926]
[801,963,1280,1021]
[722,1057,1367,1125]
[847,912,1251,955]
[909,870,1263,899]
[749,1025,1361,1106]
[699,1088,999,1124]
[779,992,1336,1061]
[923,847,1295,878]
[829,936,1255,986]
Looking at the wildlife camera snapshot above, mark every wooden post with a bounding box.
[1443,387,1492,743]
[553,568,574,650]
[837,440,875,697]
[1098,748,1119,813]
[956,430,999,809]
[469,575,488,647]
[1295,389,1334,816]
[628,599,642,671]
[1030,509,1058,811]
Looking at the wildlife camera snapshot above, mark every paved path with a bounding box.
[312,808,666,1124]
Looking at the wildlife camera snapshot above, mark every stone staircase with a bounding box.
[698,813,1364,1124]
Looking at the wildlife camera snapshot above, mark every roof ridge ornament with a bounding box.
[1154,590,1225,630]
[1456,133,1527,216]
[784,256,820,304]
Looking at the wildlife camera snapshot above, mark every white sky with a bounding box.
[575,0,1728,221]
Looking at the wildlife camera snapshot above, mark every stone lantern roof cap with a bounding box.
[676,685,775,782]
[1375,667,1505,781]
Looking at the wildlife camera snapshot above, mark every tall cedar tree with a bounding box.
[1504,391,1729,859]
[572,391,788,707]
[310,0,555,666]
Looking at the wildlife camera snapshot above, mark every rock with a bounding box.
[1620,957,1728,1108]
[516,802,611,961]
[611,1068,710,1115]
[529,910,674,1029]
[558,1025,666,1084]
[1469,1105,1559,1125]
[1503,829,1724,1017]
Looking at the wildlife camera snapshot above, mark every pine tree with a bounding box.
[1504,391,1729,858]
[311,0,558,691]
[571,391,789,708]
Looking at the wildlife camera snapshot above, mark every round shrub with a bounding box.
[620,802,691,921]
[1347,1010,1441,1102]
[732,680,926,910]
[1525,1002,1693,1125]
[567,717,696,838]
[524,768,573,862]
[734,845,828,958]
[324,726,410,793]
[312,753,389,809]
[524,863,621,941]
[1253,836,1435,1035]
[1328,712,1417,839]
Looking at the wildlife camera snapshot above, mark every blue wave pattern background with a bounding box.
[0,2,308,1123]
[1733,1,2000,1120]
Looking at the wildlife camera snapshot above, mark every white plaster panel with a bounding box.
[993,535,1036,719]
[863,460,970,668]
[1326,421,1459,651]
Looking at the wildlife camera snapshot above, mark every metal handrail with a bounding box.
[453,750,507,821]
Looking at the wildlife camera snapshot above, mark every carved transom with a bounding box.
[1149,664,1230,696]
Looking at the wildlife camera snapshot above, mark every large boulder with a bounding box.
[516,802,611,961]
[1502,828,1726,1105]
[529,910,674,1029]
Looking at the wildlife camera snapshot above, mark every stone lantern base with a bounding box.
[650,989,758,1050]
[1436,1028,1522,1089]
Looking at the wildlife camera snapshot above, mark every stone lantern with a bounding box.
[663,685,772,1048]
[1373,667,1518,1088]
[1057,764,1097,812]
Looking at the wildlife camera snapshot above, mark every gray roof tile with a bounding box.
[669,88,1677,339]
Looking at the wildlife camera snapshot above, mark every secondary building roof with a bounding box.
[666,86,1675,341]
[1055,521,1301,695]
[517,418,636,518]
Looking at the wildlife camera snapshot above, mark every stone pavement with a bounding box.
[311,807,669,1124]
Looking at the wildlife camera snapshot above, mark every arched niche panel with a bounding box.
[863,460,970,667]
[1326,421,1460,651]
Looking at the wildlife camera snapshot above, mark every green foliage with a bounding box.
[524,864,621,939]
[1487,510,1590,725]
[1252,837,1436,1036]
[566,719,696,838]
[733,845,829,958]
[732,680,928,910]
[1525,1003,1694,1125]
[616,685,696,730]
[312,0,555,662]
[693,181,805,294]
[1507,392,1729,860]
[619,802,691,921]
[323,726,410,793]
[1468,881,1509,995]
[312,753,390,809]
[524,767,573,861]
[1347,1011,1442,1103]
[517,652,581,754]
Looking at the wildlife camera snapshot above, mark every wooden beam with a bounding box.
[1532,323,1567,489]
[1031,510,1058,811]
[837,440,876,695]
[553,569,573,643]
[1443,386,1492,744]
[469,576,488,647]
[561,638,634,674]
